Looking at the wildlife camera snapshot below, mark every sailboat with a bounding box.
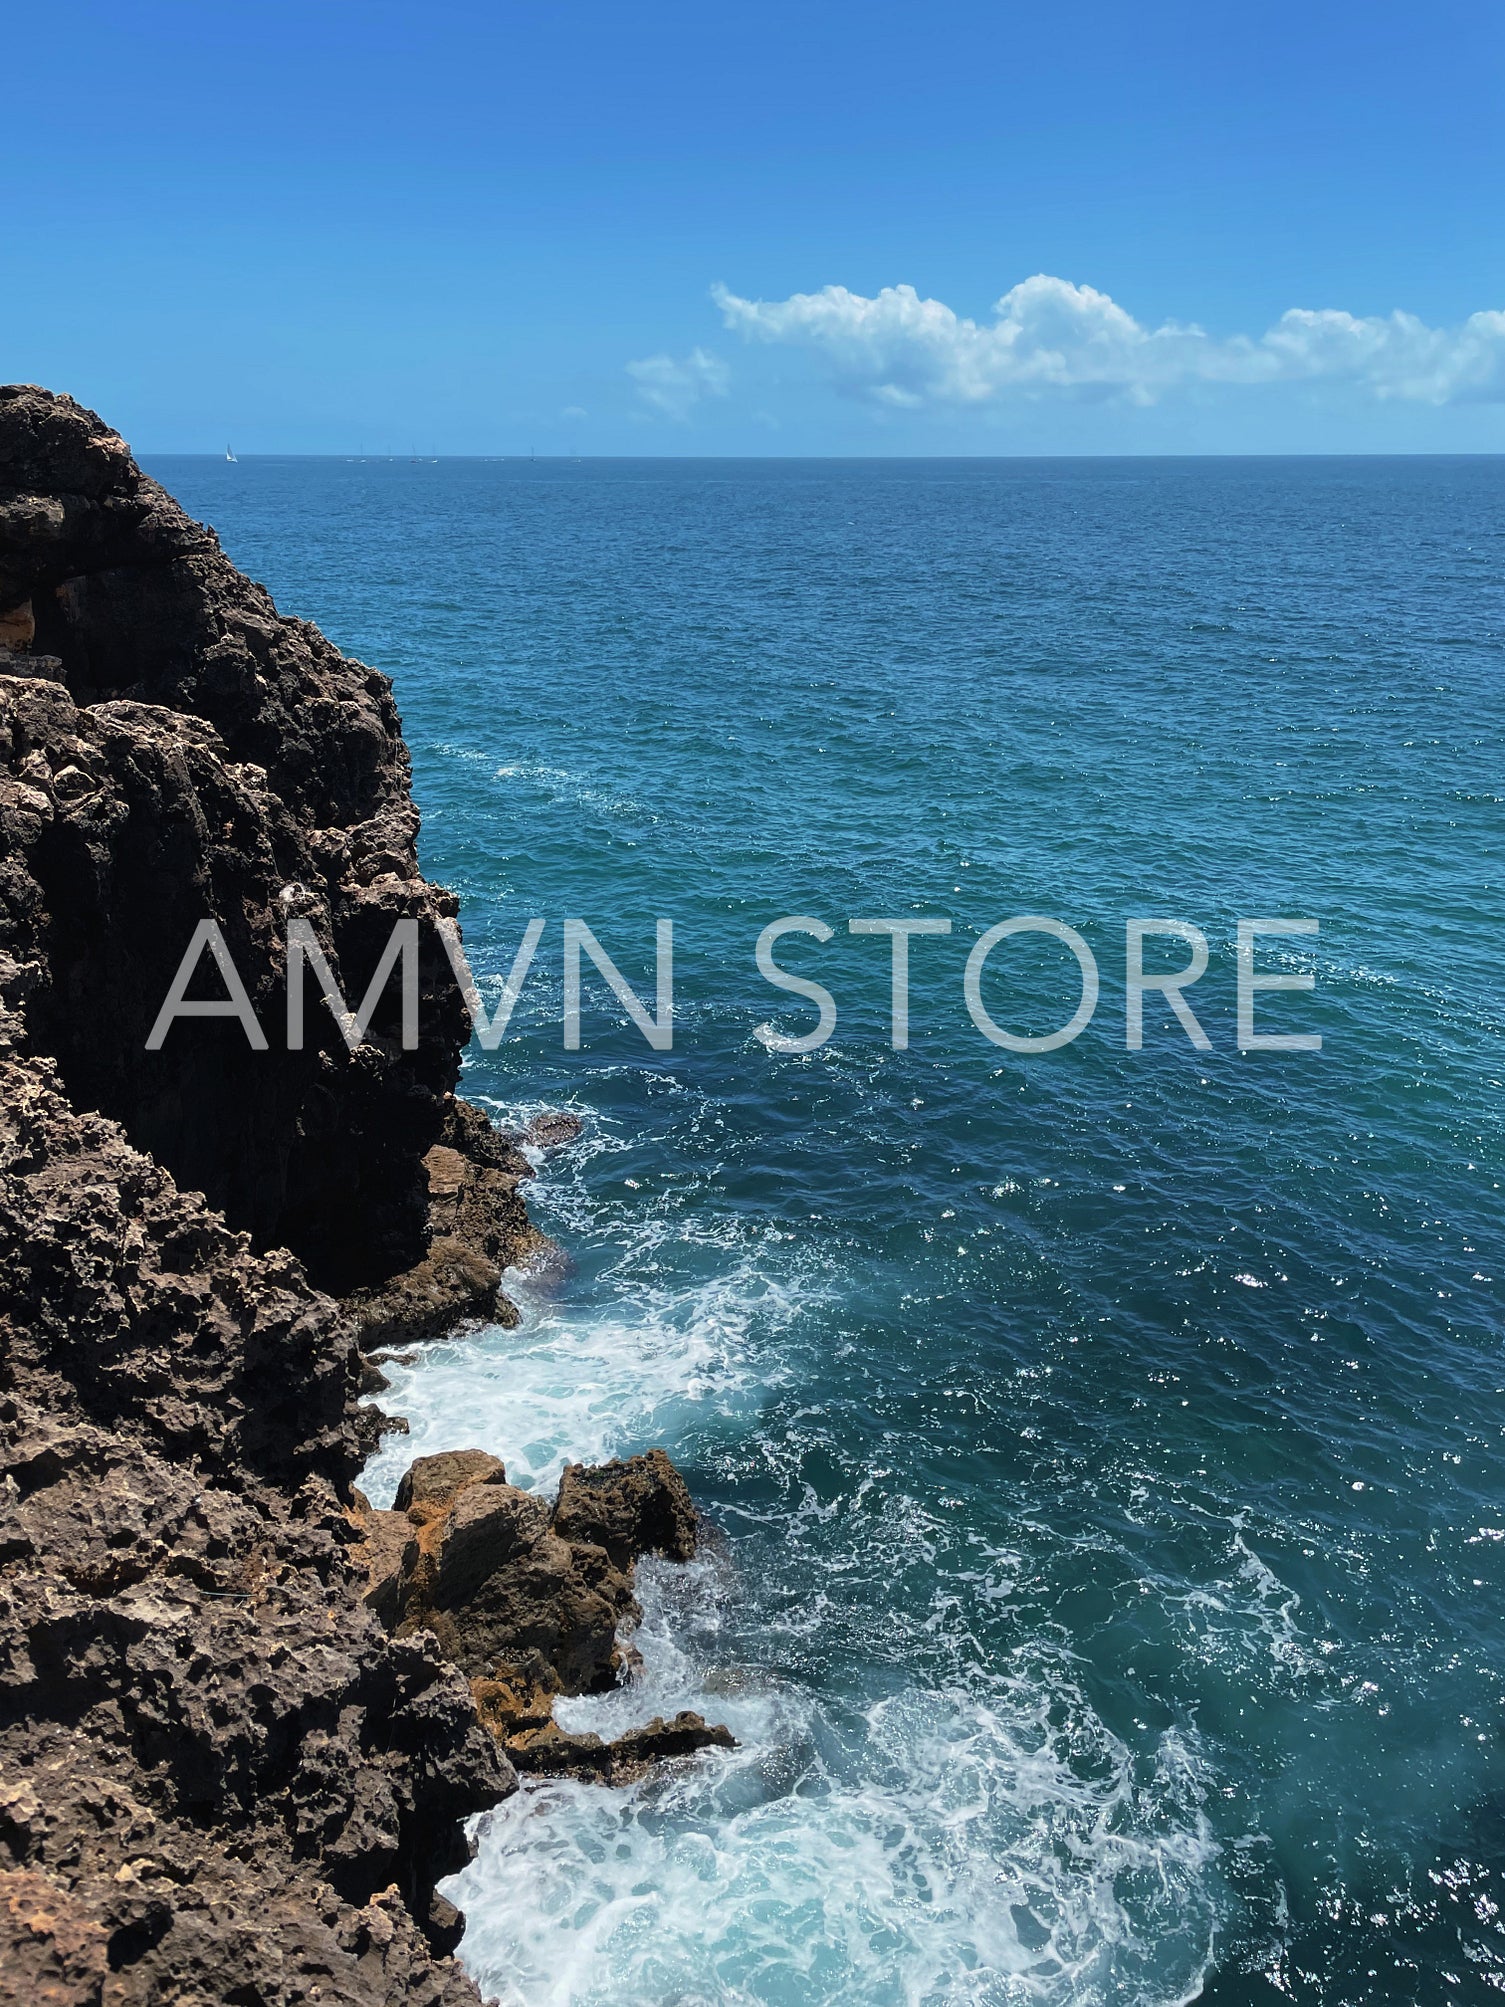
[225,444,237,463]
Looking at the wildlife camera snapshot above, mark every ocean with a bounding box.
[149,454,1504,2006]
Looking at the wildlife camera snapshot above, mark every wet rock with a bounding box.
[354,1404,411,1458]
[360,1353,392,1394]
[552,1447,699,1571]
[526,1109,584,1150]
[371,1445,731,1783]
[471,1674,735,1783]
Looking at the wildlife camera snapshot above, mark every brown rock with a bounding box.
[395,1448,507,1516]
[430,1483,552,1609]
[424,1125,543,1270]
[470,1676,735,1784]
[577,1711,737,1785]
[342,1102,549,1347]
[0,1867,110,2007]
[0,597,33,652]
[359,1354,392,1394]
[347,1496,415,1628]
[423,1144,470,1199]
[0,386,482,1300]
[552,1447,699,1570]
[374,1441,732,1783]
[0,385,724,2002]
[0,389,533,2006]
[403,1494,631,1692]
[345,1236,508,1348]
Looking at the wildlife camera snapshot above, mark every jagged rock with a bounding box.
[396,1448,508,1514]
[0,1042,515,2003]
[345,1234,509,1349]
[344,1109,549,1346]
[0,1868,110,2006]
[395,1482,630,1691]
[553,1447,699,1571]
[425,1143,538,1271]
[471,1672,735,1783]
[0,385,538,1297]
[359,1446,732,1783]
[349,1492,416,1628]
[0,389,532,2007]
[0,387,729,1996]
[0,600,33,651]
[360,1354,393,1394]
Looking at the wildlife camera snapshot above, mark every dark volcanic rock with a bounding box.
[0,1038,512,2004]
[0,384,536,1295]
[0,389,534,2005]
[346,1232,509,1350]
[345,1118,544,1347]
[552,1447,698,1572]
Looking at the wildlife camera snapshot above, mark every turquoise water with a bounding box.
[152,457,1504,2005]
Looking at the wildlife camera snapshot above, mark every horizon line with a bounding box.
[137,449,1505,463]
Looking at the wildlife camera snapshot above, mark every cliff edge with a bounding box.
[0,389,527,2005]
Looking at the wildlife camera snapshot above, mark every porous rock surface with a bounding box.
[0,389,538,2005]
[347,1104,544,1350]
[0,384,533,1296]
[352,1450,731,1781]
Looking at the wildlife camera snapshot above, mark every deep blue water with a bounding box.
[150,456,1503,2006]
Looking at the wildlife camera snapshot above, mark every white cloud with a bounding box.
[561,404,588,420]
[712,276,1505,408]
[627,346,730,420]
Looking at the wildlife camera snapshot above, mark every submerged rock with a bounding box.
[526,1109,584,1150]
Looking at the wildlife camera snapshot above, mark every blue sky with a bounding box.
[9,0,1503,453]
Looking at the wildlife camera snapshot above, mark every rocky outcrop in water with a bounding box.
[352,1449,732,1779]
[0,388,536,2005]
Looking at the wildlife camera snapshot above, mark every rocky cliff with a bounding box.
[0,386,495,1294]
[0,389,531,2004]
